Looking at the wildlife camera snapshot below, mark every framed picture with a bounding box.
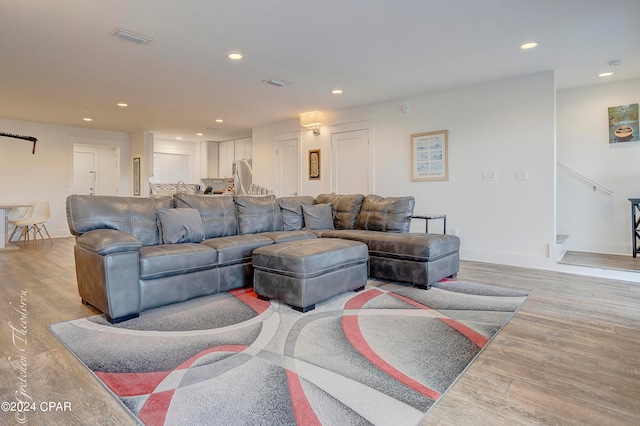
[308,149,320,180]
[411,130,448,181]
[133,157,141,196]
[608,103,638,144]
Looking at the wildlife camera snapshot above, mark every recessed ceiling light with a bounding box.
[196,133,204,136]
[332,89,343,94]
[176,136,183,140]
[520,42,538,50]
[83,117,93,122]
[228,52,243,60]
[117,103,128,107]
[598,72,613,77]
[215,119,224,123]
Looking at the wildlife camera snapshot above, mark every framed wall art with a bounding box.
[133,157,141,195]
[309,149,320,180]
[608,103,638,144]
[411,130,448,181]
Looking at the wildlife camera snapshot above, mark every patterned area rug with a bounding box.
[50,279,529,426]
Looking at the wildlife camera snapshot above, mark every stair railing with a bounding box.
[556,162,613,195]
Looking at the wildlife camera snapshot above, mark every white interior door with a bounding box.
[74,145,119,196]
[73,151,96,195]
[331,129,370,194]
[276,134,300,197]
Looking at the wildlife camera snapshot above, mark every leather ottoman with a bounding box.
[252,238,368,312]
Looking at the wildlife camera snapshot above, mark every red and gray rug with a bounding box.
[50,279,529,425]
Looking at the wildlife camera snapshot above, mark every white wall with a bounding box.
[557,78,640,254]
[0,117,129,238]
[253,71,557,269]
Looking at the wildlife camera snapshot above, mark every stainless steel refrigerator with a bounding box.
[232,159,252,195]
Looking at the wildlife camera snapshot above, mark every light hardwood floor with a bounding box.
[1,238,639,426]
[560,250,640,273]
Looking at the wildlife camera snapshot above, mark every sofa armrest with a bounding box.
[77,229,143,256]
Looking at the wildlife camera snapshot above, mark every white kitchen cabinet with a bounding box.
[234,137,252,160]
[207,141,219,178]
[218,140,234,177]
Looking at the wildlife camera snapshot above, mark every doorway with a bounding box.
[329,123,372,194]
[73,144,119,196]
[275,132,300,197]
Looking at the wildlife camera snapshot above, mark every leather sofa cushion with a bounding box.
[302,204,334,230]
[202,234,274,266]
[139,243,218,280]
[278,196,316,231]
[316,229,459,262]
[315,194,365,230]
[157,208,205,244]
[77,229,142,255]
[259,230,318,244]
[235,195,284,234]
[173,194,237,238]
[252,238,368,279]
[356,194,415,233]
[67,194,161,246]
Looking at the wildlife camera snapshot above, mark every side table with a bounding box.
[411,214,446,234]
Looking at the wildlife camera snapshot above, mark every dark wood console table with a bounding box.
[630,198,640,258]
[412,214,446,234]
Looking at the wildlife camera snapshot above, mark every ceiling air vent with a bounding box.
[262,78,291,87]
[110,28,153,45]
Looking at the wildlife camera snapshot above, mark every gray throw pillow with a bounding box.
[302,203,335,230]
[157,208,205,244]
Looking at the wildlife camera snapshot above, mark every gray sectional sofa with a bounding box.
[66,193,459,323]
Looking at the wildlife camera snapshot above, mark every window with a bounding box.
[150,153,189,183]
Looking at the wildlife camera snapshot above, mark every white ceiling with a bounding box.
[1,0,639,142]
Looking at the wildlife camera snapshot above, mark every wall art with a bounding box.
[608,103,638,143]
[411,130,448,181]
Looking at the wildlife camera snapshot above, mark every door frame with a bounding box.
[274,131,301,197]
[327,120,375,194]
[69,136,127,196]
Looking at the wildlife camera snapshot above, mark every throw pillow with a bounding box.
[302,203,335,230]
[157,208,205,244]
[279,196,316,231]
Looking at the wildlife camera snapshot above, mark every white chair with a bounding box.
[13,200,53,247]
[7,204,34,243]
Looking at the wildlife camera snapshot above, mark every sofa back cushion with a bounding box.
[235,195,284,234]
[315,194,365,230]
[173,194,237,238]
[278,196,316,231]
[356,194,415,233]
[66,195,161,246]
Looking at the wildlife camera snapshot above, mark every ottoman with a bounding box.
[252,238,368,312]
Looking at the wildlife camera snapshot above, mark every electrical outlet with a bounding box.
[515,170,528,181]
[482,171,497,181]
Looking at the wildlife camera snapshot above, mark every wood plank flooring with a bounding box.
[560,250,640,272]
[1,238,639,425]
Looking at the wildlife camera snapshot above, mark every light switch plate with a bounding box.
[482,171,497,181]
[515,170,528,181]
